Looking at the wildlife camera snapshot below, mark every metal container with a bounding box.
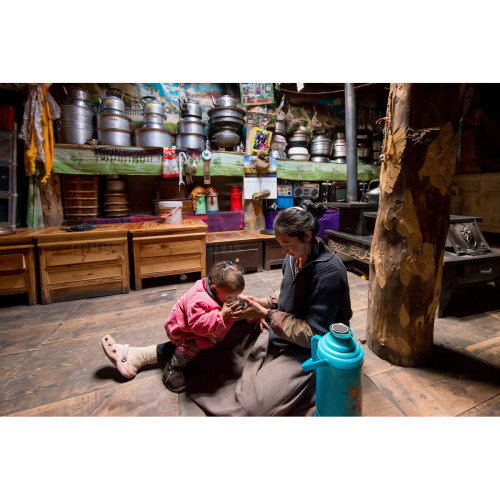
[56,124,93,145]
[311,135,333,156]
[97,128,132,146]
[332,141,347,158]
[208,106,246,120]
[311,156,331,163]
[175,132,206,150]
[96,112,131,131]
[57,101,95,144]
[208,115,245,129]
[357,146,373,159]
[211,94,239,108]
[177,117,206,135]
[179,98,202,118]
[288,128,310,144]
[134,126,172,147]
[274,121,287,135]
[101,88,126,114]
[211,129,241,149]
[141,96,164,116]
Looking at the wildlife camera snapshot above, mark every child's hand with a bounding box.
[255,317,269,332]
[221,300,244,320]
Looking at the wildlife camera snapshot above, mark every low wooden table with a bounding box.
[206,230,264,272]
[34,225,130,304]
[128,220,207,290]
[0,229,38,305]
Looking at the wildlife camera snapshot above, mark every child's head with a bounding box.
[208,261,245,304]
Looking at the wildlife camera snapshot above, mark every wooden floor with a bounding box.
[1,264,499,417]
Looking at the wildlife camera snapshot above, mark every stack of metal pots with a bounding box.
[310,134,333,163]
[175,98,206,150]
[96,88,132,146]
[331,132,347,163]
[56,86,95,144]
[134,96,172,147]
[208,95,246,150]
[270,119,287,158]
[356,126,373,163]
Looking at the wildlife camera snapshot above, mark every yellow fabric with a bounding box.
[23,86,54,184]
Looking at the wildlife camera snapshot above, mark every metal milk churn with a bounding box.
[302,323,364,416]
[206,188,219,212]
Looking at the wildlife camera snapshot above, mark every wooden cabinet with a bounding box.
[35,226,130,304]
[0,229,37,305]
[129,220,207,291]
[206,231,264,273]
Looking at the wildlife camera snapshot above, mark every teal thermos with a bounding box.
[302,323,363,416]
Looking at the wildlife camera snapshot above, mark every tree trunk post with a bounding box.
[367,83,464,367]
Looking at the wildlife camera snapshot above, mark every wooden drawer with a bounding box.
[0,274,27,291]
[0,253,25,272]
[462,260,500,284]
[44,243,123,267]
[207,242,262,272]
[46,262,125,285]
[138,239,202,259]
[139,255,202,276]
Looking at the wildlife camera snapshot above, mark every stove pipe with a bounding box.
[345,83,358,202]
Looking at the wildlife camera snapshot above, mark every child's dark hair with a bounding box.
[208,261,245,292]
[273,199,326,238]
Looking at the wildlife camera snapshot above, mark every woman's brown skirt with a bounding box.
[186,322,316,416]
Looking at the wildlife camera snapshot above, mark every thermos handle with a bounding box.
[311,334,321,363]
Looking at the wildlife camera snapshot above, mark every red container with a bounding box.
[0,105,15,131]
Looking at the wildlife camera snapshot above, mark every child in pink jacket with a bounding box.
[101,261,245,393]
[162,261,245,392]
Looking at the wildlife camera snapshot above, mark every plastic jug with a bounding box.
[195,194,207,214]
[302,323,363,416]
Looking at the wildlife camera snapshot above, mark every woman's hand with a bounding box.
[221,301,244,321]
[242,295,269,308]
[238,297,268,321]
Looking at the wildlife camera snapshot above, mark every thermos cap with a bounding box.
[330,323,352,339]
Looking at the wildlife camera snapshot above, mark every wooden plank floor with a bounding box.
[1,265,499,417]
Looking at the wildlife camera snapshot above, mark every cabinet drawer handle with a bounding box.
[479,268,493,274]
[83,252,87,257]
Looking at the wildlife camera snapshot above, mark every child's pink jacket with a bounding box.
[164,279,235,349]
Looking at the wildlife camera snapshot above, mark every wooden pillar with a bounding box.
[367,83,464,367]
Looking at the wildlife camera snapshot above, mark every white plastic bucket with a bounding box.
[158,201,182,224]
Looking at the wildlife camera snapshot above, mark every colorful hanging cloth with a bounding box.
[18,84,60,184]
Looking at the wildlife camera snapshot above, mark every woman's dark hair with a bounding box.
[208,261,245,292]
[273,199,326,238]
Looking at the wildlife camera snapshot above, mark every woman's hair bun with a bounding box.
[300,199,326,220]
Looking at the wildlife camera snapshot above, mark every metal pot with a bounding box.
[175,132,206,150]
[311,135,333,156]
[207,106,246,119]
[179,98,202,118]
[274,121,287,135]
[357,146,373,159]
[211,129,241,148]
[288,130,310,144]
[101,88,126,114]
[364,180,380,204]
[56,124,93,145]
[134,126,173,147]
[332,141,347,157]
[59,104,94,122]
[208,115,245,129]
[97,128,132,146]
[143,112,164,125]
[177,117,206,135]
[97,112,131,131]
[310,156,331,163]
[333,132,346,140]
[63,85,92,103]
[211,94,239,108]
